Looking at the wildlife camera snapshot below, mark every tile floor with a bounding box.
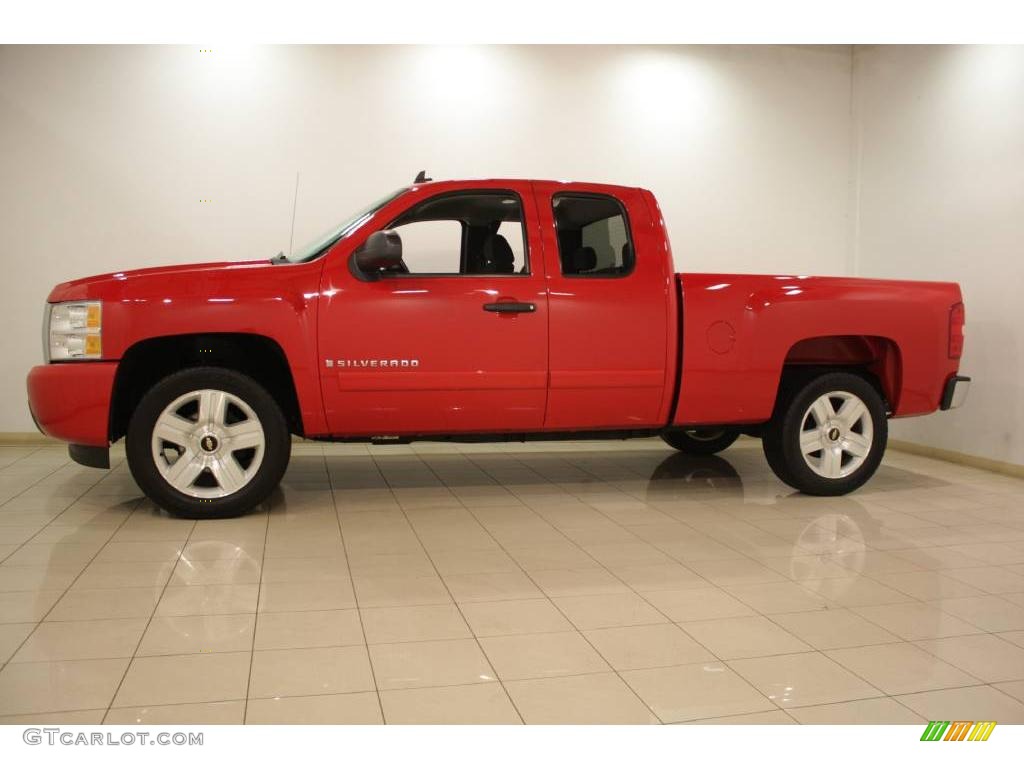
[1,437,1024,724]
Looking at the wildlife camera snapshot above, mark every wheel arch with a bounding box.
[110,333,304,441]
[778,335,902,413]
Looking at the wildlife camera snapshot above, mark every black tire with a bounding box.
[762,371,887,496]
[126,367,291,518]
[661,428,741,456]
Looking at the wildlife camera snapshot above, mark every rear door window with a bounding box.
[552,194,634,277]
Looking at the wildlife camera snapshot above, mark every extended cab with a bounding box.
[27,177,970,517]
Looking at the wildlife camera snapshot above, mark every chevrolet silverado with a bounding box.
[27,175,970,517]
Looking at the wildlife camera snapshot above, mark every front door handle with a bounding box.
[483,302,536,313]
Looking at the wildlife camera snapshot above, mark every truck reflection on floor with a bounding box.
[48,448,956,661]
[644,452,744,502]
[643,450,891,602]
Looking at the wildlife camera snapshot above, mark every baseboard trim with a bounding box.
[0,432,55,446]
[889,438,1024,480]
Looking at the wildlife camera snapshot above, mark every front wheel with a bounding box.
[661,428,741,456]
[762,371,887,496]
[126,367,291,518]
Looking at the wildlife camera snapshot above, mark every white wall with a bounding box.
[852,45,1024,466]
[5,45,1021,467]
[0,44,855,433]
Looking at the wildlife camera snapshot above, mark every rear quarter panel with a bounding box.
[673,273,963,425]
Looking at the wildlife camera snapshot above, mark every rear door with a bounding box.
[533,182,676,430]
[317,181,551,436]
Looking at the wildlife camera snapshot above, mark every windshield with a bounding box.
[286,187,408,263]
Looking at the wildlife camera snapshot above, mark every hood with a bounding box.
[47,259,275,303]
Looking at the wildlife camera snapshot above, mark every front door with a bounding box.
[317,182,550,436]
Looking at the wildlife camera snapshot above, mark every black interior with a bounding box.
[480,234,515,274]
[388,192,525,275]
[553,194,634,276]
[568,246,597,273]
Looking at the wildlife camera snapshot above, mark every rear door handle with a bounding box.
[483,302,535,313]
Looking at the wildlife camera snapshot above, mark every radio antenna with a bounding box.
[288,171,300,257]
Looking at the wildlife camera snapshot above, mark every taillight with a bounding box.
[949,302,965,359]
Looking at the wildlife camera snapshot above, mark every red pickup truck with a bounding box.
[27,176,970,518]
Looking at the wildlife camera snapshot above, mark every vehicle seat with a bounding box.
[566,246,596,274]
[481,234,515,274]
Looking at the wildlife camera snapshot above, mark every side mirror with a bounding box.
[351,230,403,278]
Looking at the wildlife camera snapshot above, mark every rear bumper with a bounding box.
[26,362,117,447]
[940,374,971,410]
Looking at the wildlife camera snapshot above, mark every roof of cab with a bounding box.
[409,177,645,195]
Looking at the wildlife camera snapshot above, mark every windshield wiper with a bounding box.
[270,251,289,265]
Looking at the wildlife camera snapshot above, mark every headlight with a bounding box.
[45,301,103,362]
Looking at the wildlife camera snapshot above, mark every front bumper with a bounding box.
[26,362,117,446]
[940,374,971,410]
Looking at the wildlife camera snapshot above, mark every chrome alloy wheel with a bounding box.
[798,390,873,479]
[150,389,265,499]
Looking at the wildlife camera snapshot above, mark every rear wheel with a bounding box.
[661,428,740,456]
[126,367,290,518]
[762,371,886,496]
